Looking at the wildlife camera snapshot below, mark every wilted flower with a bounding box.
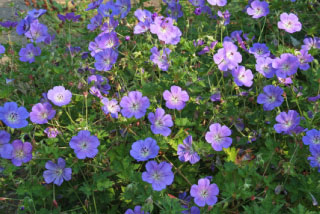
[148,108,173,137]
[58,12,81,22]
[150,47,171,71]
[177,135,200,164]
[189,0,205,7]
[47,86,72,107]
[217,10,230,25]
[205,123,232,151]
[101,17,119,33]
[274,110,301,134]
[246,0,269,19]
[130,137,159,161]
[120,91,150,119]
[87,14,103,31]
[44,127,60,138]
[190,178,219,207]
[232,66,254,87]
[278,13,301,33]
[86,0,103,11]
[19,43,41,63]
[308,94,320,102]
[87,74,111,97]
[166,3,183,21]
[43,158,72,186]
[0,102,29,129]
[27,9,47,19]
[69,130,100,159]
[210,92,221,102]
[257,85,284,111]
[0,20,18,28]
[30,102,56,124]
[142,160,174,191]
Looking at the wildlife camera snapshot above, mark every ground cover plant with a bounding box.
[0,0,320,213]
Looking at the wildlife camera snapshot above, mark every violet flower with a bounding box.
[302,129,320,149]
[101,98,120,118]
[207,0,227,7]
[142,160,174,191]
[19,43,41,63]
[274,110,301,135]
[278,13,302,33]
[11,140,32,166]
[43,158,72,186]
[205,123,232,151]
[30,102,56,124]
[94,49,118,71]
[130,137,159,161]
[190,178,219,207]
[44,127,60,138]
[120,91,150,119]
[69,130,100,159]
[163,85,189,110]
[232,66,254,87]
[148,108,173,137]
[257,85,284,111]
[255,57,275,78]
[0,102,29,129]
[246,0,269,19]
[58,12,81,22]
[150,47,171,71]
[47,86,72,107]
[177,135,200,164]
[272,53,299,78]
[249,43,270,58]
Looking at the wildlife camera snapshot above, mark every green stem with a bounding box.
[258,17,267,43]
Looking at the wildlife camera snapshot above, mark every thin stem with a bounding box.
[162,155,192,186]
[67,181,88,213]
[258,17,267,43]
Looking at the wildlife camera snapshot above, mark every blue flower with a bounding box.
[142,161,174,191]
[0,102,29,129]
[148,108,173,137]
[130,137,159,161]
[257,85,283,111]
[308,146,320,172]
[43,158,72,186]
[303,129,320,149]
[177,136,200,164]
